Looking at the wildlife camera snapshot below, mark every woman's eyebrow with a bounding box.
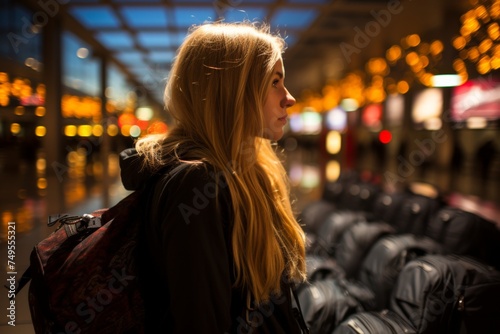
[275,71,284,79]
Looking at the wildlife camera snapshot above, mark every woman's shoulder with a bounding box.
[160,160,218,184]
[154,159,228,197]
[150,159,233,228]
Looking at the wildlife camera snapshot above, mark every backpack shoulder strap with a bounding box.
[7,266,32,299]
[291,286,310,334]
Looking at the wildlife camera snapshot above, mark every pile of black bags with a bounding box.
[296,172,500,333]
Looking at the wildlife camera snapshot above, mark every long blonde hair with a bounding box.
[136,22,306,304]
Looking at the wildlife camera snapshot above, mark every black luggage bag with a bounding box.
[297,278,364,334]
[299,199,337,236]
[390,254,500,333]
[335,221,395,279]
[425,206,500,269]
[310,210,368,258]
[332,310,416,334]
[393,193,443,235]
[357,234,442,310]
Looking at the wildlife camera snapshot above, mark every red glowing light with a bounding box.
[379,130,392,144]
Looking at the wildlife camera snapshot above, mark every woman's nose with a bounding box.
[285,88,296,108]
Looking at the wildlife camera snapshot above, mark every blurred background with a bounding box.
[1,0,500,332]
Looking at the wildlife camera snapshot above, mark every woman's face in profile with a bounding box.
[262,58,296,141]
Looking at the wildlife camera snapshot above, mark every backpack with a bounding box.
[15,189,147,333]
[356,234,442,310]
[334,221,395,279]
[297,278,364,334]
[425,206,500,269]
[11,162,184,334]
[311,210,368,258]
[393,193,443,235]
[298,199,336,235]
[390,254,500,333]
[332,310,417,334]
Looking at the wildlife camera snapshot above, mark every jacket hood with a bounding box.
[119,148,155,191]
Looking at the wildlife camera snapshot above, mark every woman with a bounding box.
[120,21,307,333]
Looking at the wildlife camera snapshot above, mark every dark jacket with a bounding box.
[119,148,305,334]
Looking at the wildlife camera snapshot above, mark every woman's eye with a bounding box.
[272,79,279,87]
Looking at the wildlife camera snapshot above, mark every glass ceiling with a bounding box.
[65,0,329,104]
